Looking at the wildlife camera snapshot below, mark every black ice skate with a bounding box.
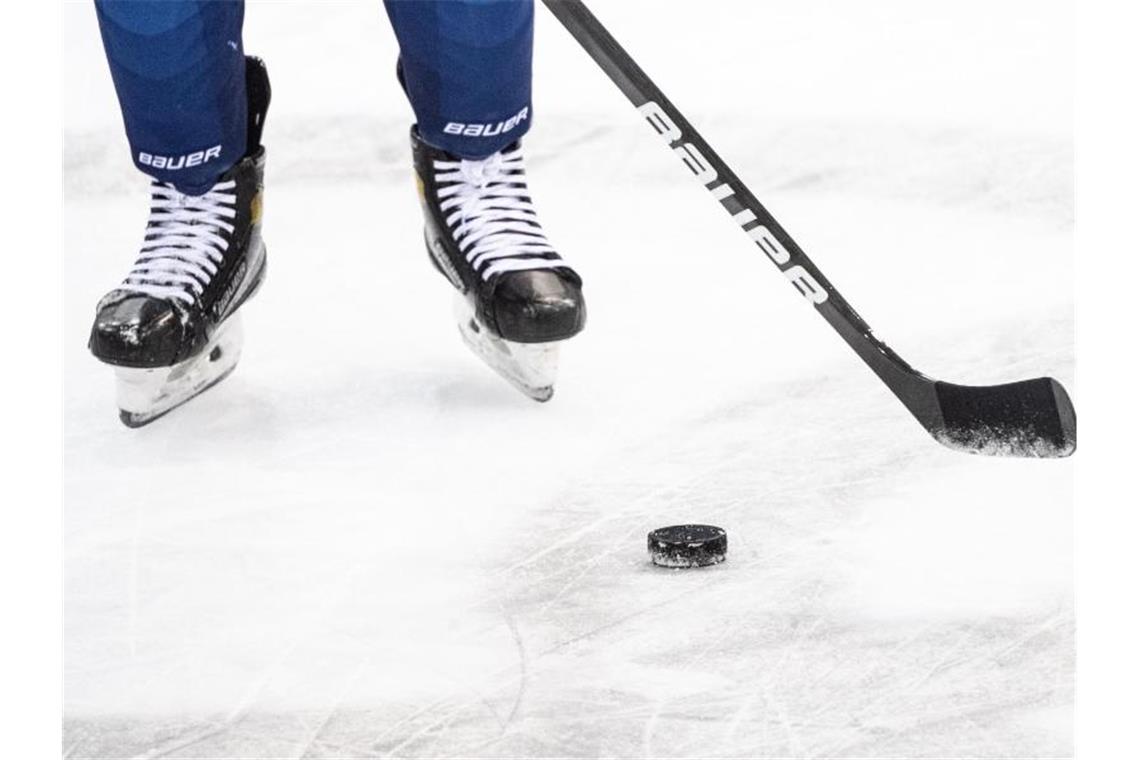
[411,128,586,401]
[89,57,271,427]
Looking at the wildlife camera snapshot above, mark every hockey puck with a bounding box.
[648,524,727,568]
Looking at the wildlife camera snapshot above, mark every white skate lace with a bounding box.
[433,146,563,280]
[121,179,238,305]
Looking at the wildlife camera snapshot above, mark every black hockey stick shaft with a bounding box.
[541,0,1075,457]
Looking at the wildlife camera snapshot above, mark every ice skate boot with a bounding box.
[411,128,586,401]
[88,56,271,427]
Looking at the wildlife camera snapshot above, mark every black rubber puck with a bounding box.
[648,524,727,568]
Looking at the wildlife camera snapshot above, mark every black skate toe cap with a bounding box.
[493,270,586,343]
[89,294,185,367]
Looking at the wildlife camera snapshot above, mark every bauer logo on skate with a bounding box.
[443,106,530,138]
[212,258,247,322]
[138,145,223,172]
[636,101,828,305]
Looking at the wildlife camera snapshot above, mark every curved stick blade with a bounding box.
[932,378,1076,457]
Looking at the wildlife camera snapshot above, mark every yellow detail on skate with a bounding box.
[415,173,425,200]
[250,191,263,224]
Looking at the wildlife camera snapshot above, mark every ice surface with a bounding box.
[65,1,1073,757]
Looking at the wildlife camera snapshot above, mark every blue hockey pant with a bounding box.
[94,0,534,193]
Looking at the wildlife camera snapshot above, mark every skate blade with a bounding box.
[454,295,559,403]
[114,316,245,428]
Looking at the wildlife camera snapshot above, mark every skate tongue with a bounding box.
[460,153,503,185]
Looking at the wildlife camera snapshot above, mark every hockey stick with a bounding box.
[541,0,1076,458]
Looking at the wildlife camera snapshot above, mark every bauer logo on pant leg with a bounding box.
[138,145,223,172]
[443,106,530,138]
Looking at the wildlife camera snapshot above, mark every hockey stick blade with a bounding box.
[542,0,1076,458]
[932,377,1076,457]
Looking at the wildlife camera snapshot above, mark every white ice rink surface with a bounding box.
[64,1,1073,757]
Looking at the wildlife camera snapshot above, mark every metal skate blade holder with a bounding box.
[453,293,560,402]
[114,316,245,427]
